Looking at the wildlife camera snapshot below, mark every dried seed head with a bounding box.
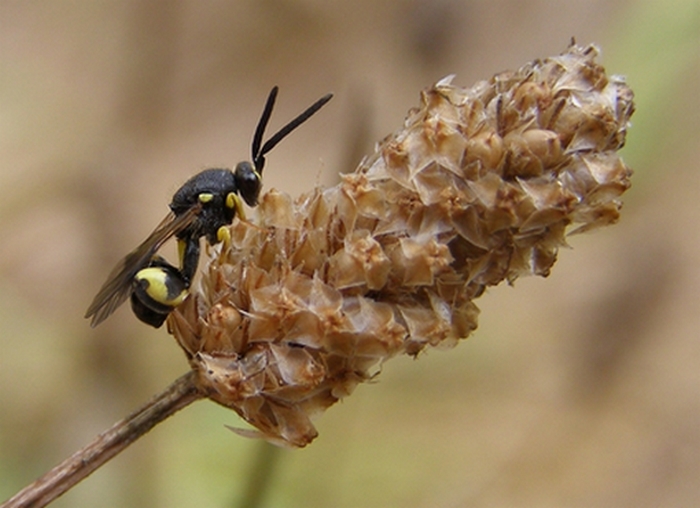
[168,43,634,447]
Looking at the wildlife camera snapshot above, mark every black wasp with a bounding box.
[85,87,332,328]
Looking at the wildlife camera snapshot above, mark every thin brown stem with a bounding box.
[1,371,204,508]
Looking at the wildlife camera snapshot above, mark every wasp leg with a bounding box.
[131,257,189,328]
[227,191,246,220]
[217,225,232,247]
[225,192,265,232]
[177,234,201,284]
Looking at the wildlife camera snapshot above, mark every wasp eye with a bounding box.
[234,161,262,207]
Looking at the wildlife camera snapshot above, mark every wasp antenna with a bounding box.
[251,86,279,166]
[256,92,333,170]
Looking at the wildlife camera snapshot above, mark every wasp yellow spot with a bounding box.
[177,238,187,267]
[135,267,188,306]
[227,192,247,221]
[217,226,231,245]
[225,192,236,209]
[198,193,214,204]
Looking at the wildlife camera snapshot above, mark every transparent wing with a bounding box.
[85,205,200,328]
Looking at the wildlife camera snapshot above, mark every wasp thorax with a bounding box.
[168,44,634,447]
[170,169,237,212]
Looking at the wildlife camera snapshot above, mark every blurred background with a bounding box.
[1,1,699,507]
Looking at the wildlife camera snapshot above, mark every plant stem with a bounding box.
[1,370,203,508]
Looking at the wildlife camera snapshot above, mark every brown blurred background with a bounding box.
[1,1,699,507]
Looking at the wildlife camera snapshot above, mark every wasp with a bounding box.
[85,87,333,328]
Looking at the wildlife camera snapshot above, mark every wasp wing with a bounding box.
[85,205,201,328]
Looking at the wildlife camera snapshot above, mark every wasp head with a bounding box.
[234,161,262,207]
